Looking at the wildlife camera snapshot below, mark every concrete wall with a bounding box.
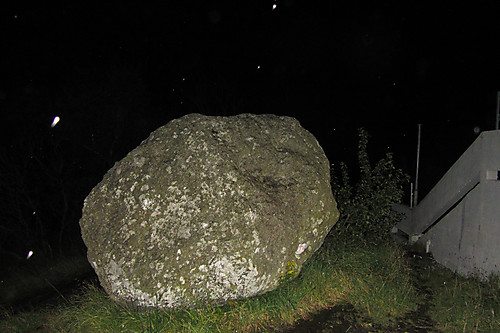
[395,130,500,279]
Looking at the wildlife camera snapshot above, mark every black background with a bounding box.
[1,1,500,259]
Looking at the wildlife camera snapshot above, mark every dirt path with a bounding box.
[392,249,440,332]
[280,303,370,332]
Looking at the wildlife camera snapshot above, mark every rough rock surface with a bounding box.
[79,113,339,309]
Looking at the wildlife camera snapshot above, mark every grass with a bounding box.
[425,264,500,331]
[1,237,499,332]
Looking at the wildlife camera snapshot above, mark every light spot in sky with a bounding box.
[257,65,261,69]
[26,251,33,259]
[51,116,60,128]
[272,4,277,10]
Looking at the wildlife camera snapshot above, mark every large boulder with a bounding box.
[79,113,339,309]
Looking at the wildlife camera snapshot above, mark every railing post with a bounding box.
[413,124,421,207]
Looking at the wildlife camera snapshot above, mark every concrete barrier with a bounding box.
[393,130,500,279]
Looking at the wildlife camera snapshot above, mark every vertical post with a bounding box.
[413,124,422,207]
[496,91,500,130]
[410,182,414,208]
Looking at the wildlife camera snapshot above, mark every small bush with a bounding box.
[331,128,409,244]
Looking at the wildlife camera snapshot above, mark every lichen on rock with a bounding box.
[79,113,339,309]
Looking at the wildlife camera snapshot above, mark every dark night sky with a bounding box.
[1,0,500,238]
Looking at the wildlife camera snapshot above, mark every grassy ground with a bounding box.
[419,256,500,331]
[1,237,499,332]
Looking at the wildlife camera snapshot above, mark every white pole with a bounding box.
[413,124,421,207]
[410,182,414,208]
[496,91,500,130]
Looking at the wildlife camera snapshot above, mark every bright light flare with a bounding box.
[26,250,33,259]
[272,3,277,10]
[51,116,60,128]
